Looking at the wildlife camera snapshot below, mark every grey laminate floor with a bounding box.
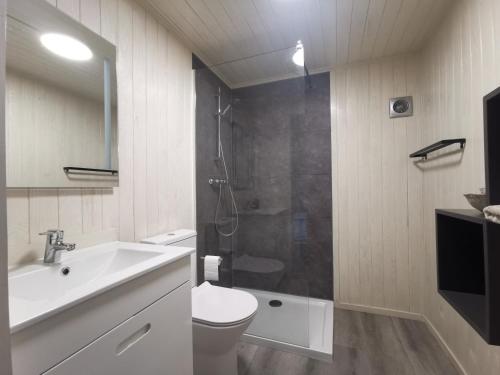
[237,308,459,375]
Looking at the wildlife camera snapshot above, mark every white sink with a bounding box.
[9,242,194,333]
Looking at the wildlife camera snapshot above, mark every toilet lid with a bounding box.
[192,282,258,327]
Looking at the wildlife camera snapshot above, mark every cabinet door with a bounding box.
[43,283,193,375]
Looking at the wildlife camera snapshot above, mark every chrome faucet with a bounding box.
[39,230,76,264]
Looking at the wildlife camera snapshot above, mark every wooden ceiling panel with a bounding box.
[146,0,453,87]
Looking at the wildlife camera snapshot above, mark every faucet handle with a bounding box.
[39,229,64,242]
[39,229,61,236]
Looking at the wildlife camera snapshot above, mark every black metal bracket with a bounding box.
[409,138,466,160]
[63,167,118,176]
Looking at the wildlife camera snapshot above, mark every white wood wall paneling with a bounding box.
[405,58,424,314]
[56,0,80,20]
[132,2,148,241]
[0,0,12,368]
[116,0,135,243]
[366,60,384,307]
[165,35,195,230]
[7,0,194,265]
[145,13,157,237]
[332,54,420,311]
[330,70,340,303]
[352,62,372,308]
[394,58,411,311]
[333,0,500,373]
[80,0,101,34]
[156,23,170,236]
[58,188,83,236]
[101,0,118,45]
[417,0,500,373]
[380,59,398,309]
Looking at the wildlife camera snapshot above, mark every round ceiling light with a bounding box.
[40,33,93,61]
[292,40,304,67]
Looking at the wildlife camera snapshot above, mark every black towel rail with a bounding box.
[409,138,466,160]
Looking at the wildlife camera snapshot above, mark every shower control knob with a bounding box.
[208,177,227,185]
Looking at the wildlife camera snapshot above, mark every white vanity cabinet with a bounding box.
[10,250,194,375]
[43,283,192,375]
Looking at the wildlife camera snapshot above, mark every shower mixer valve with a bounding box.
[208,177,227,186]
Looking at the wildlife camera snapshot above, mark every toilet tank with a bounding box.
[141,229,197,287]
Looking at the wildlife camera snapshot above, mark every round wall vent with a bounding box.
[389,96,413,118]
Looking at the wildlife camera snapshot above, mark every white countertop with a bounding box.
[9,241,194,333]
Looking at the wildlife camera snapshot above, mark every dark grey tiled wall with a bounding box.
[195,64,332,300]
[194,66,234,287]
[232,73,333,300]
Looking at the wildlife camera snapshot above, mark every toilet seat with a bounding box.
[192,282,258,327]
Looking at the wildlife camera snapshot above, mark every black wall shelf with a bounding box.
[434,86,500,346]
[410,138,466,160]
[436,209,500,344]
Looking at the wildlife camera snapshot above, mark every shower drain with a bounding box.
[269,300,282,307]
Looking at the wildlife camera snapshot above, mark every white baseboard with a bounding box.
[422,315,467,375]
[335,302,423,321]
[335,302,467,375]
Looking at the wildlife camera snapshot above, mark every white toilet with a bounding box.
[141,230,258,375]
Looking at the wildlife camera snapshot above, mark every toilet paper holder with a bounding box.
[200,256,222,264]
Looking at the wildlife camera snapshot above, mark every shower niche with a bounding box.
[436,86,500,345]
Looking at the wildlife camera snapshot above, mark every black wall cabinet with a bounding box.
[435,87,500,345]
[436,209,500,344]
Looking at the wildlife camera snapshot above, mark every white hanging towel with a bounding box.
[483,205,500,224]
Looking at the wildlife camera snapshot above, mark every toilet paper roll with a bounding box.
[204,255,222,281]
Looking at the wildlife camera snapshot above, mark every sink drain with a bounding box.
[269,300,282,307]
[61,266,71,276]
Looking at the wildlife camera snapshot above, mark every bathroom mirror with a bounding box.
[5,0,118,188]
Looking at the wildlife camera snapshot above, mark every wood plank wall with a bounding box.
[7,0,195,265]
[419,0,500,373]
[333,0,500,373]
[0,0,12,371]
[331,54,424,316]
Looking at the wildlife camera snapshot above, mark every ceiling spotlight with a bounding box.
[40,33,93,61]
[292,40,304,67]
